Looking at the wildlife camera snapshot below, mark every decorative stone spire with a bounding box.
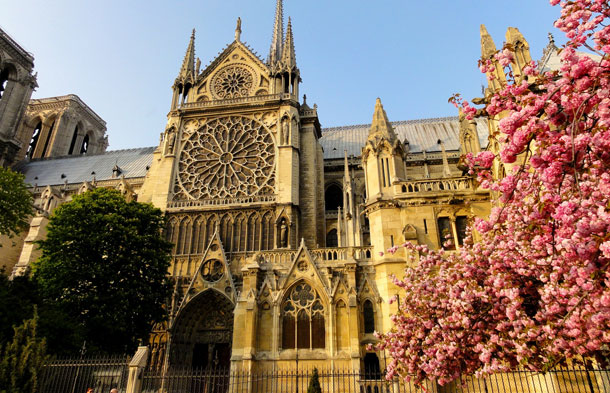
[179,29,196,80]
[368,98,397,142]
[235,17,242,42]
[281,17,297,68]
[268,0,284,65]
[480,24,497,59]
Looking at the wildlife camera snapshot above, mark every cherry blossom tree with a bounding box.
[377,0,610,386]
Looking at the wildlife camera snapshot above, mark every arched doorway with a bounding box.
[170,289,234,369]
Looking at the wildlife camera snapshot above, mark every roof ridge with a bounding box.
[322,116,459,133]
[21,146,156,163]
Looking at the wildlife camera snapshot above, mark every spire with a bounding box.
[179,29,196,80]
[268,0,284,65]
[368,98,397,142]
[480,24,497,59]
[235,17,242,42]
[281,17,297,68]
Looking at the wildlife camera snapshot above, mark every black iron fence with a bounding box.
[38,358,610,393]
[140,366,610,393]
[39,354,130,393]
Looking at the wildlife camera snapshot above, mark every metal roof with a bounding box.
[13,116,490,187]
[319,116,488,160]
[14,147,155,187]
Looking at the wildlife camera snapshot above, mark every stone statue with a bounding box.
[281,117,289,145]
[279,218,288,248]
[167,128,176,154]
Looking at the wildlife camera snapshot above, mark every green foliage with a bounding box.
[0,271,36,345]
[0,311,48,393]
[33,188,173,354]
[0,166,32,240]
[0,270,82,355]
[307,368,322,393]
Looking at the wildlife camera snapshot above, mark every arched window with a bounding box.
[281,282,325,349]
[40,121,55,158]
[68,125,79,155]
[326,229,338,248]
[325,184,343,211]
[456,216,468,246]
[27,122,42,158]
[0,67,10,100]
[80,134,90,154]
[363,353,381,379]
[437,217,455,250]
[363,300,375,334]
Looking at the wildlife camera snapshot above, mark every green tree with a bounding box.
[307,368,322,393]
[0,271,36,345]
[33,188,172,354]
[0,311,48,393]
[0,166,32,240]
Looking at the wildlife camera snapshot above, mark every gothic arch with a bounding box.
[325,182,343,211]
[170,288,234,368]
[280,280,327,350]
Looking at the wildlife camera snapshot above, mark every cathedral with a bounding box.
[0,0,563,374]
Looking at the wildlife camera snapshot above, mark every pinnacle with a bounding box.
[480,24,497,59]
[369,98,397,141]
[179,29,196,80]
[268,0,284,65]
[281,16,297,67]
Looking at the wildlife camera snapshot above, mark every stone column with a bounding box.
[126,346,149,393]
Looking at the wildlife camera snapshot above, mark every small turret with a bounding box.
[369,98,398,142]
[171,29,197,109]
[361,98,406,200]
[505,27,532,81]
[480,24,506,94]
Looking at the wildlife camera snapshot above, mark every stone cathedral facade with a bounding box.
[1,0,564,374]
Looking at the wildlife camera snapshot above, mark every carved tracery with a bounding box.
[211,65,254,99]
[175,116,275,201]
[282,282,325,350]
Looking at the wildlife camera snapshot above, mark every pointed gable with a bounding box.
[281,241,329,293]
[194,41,272,102]
[177,227,237,310]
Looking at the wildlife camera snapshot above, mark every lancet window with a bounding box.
[281,282,325,350]
[165,210,276,255]
[363,299,375,334]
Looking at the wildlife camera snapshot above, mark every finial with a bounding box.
[303,94,307,104]
[235,17,242,41]
[268,0,284,64]
[548,32,555,45]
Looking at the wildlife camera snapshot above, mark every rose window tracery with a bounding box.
[211,65,254,99]
[176,116,275,200]
[201,259,223,283]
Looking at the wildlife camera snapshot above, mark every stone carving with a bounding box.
[279,218,288,248]
[211,65,254,99]
[281,117,289,145]
[166,127,176,155]
[201,259,224,283]
[282,282,324,317]
[175,116,275,200]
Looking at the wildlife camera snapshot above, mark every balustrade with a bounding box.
[397,177,473,195]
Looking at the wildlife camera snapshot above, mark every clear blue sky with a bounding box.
[3,1,563,150]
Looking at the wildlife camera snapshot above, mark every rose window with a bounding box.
[201,259,223,283]
[212,65,254,99]
[176,116,275,200]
